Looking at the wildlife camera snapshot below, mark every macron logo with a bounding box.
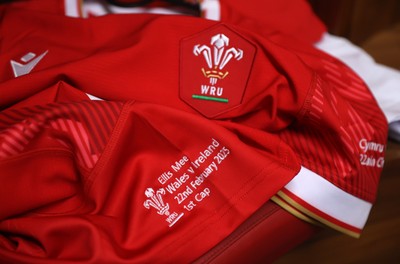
[10,50,48,78]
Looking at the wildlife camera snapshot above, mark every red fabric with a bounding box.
[218,0,326,43]
[0,0,65,15]
[0,11,387,204]
[0,0,326,44]
[0,85,299,263]
[193,201,320,263]
[0,2,387,263]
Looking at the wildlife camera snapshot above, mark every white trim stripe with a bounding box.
[65,0,81,17]
[200,0,221,21]
[283,166,372,229]
[86,93,104,101]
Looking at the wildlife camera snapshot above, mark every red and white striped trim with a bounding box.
[276,166,372,237]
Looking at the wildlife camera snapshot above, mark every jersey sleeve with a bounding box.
[272,40,388,238]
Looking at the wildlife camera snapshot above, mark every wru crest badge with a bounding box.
[144,187,185,227]
[143,188,170,216]
[193,33,243,85]
[180,24,256,118]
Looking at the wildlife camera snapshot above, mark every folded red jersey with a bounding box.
[0,0,388,263]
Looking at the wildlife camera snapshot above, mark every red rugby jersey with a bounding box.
[0,0,326,44]
[1,3,388,232]
[0,1,388,262]
[0,83,299,263]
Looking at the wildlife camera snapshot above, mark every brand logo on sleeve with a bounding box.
[10,50,48,78]
[180,25,256,118]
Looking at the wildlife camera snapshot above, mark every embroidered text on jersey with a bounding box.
[10,50,48,78]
